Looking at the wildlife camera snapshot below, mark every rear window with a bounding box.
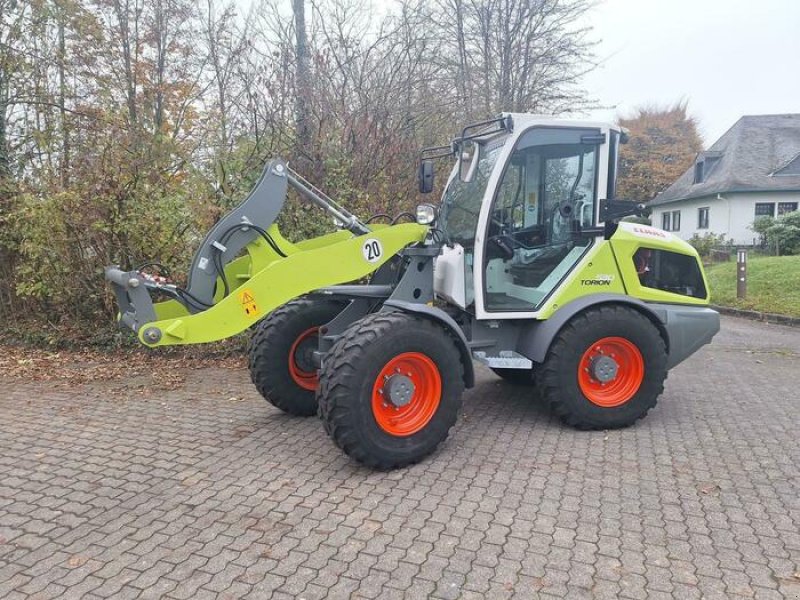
[633,248,707,299]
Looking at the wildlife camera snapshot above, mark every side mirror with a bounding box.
[418,160,434,194]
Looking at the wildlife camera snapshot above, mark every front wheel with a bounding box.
[538,305,667,429]
[248,296,345,416]
[317,311,465,469]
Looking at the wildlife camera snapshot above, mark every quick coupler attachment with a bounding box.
[104,266,159,335]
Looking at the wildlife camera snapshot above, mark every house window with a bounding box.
[693,162,704,184]
[704,155,721,176]
[660,210,680,232]
[774,154,800,176]
[778,202,798,215]
[671,210,681,231]
[754,203,775,218]
[698,207,709,229]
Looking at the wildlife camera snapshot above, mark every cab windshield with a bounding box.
[439,140,504,248]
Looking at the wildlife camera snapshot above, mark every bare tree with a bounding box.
[104,0,143,126]
[435,0,596,117]
[293,0,312,160]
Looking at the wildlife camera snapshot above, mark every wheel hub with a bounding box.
[384,374,415,407]
[293,342,315,372]
[371,352,442,437]
[589,355,619,383]
[288,327,321,391]
[578,337,645,408]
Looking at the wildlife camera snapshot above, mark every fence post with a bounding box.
[736,249,747,299]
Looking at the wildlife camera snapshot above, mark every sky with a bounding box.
[583,0,800,146]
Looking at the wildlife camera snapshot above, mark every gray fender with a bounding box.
[382,300,475,388]
[517,294,670,364]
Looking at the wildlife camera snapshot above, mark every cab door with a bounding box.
[474,126,609,318]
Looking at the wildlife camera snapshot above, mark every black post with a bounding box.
[737,249,747,299]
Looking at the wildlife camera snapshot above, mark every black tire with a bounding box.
[248,296,345,416]
[538,305,667,430]
[491,367,535,385]
[317,311,465,469]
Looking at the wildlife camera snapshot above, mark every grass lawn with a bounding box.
[705,254,800,317]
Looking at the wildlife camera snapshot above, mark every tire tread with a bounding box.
[537,305,666,430]
[318,311,465,469]
[248,297,343,416]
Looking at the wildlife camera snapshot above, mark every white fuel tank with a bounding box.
[433,244,473,309]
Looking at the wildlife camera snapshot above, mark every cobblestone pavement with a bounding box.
[1,315,799,599]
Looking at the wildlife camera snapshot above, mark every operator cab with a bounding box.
[428,114,623,319]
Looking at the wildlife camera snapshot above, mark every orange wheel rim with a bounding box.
[371,352,442,437]
[578,336,644,408]
[288,327,319,391]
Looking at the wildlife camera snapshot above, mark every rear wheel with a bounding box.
[538,305,667,429]
[318,311,465,469]
[248,297,345,416]
[491,367,535,385]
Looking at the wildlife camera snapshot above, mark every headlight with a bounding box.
[416,204,437,225]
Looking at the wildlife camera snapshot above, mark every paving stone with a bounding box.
[1,316,799,599]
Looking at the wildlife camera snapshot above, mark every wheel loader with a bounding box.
[105,113,720,469]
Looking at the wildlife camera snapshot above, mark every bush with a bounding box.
[765,211,800,255]
[750,215,774,248]
[751,211,800,255]
[1,130,419,347]
[688,232,729,258]
[4,130,210,343]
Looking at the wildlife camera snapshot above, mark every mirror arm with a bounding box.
[419,145,454,161]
